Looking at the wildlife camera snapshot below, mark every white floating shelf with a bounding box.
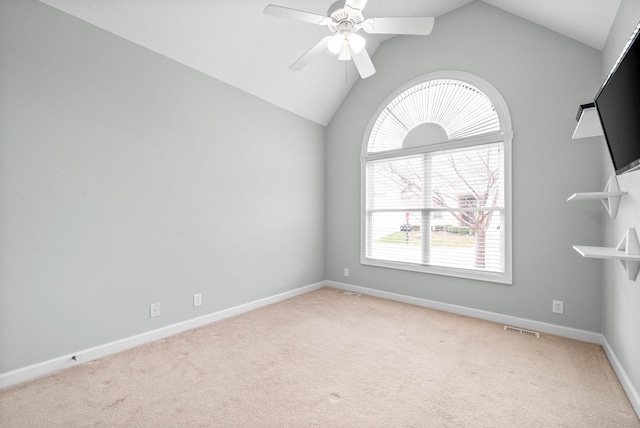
[567,192,625,201]
[572,104,604,139]
[573,245,640,261]
[567,175,626,218]
[573,228,640,281]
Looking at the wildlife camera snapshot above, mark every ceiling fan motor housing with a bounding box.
[328,1,365,33]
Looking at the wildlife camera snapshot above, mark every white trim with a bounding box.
[601,336,640,418]
[0,281,324,390]
[360,257,512,285]
[326,280,600,342]
[363,132,511,162]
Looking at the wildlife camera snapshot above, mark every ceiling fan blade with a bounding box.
[290,36,332,71]
[344,0,369,12]
[263,5,330,25]
[363,17,435,35]
[351,46,376,79]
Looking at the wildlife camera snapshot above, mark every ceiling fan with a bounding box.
[264,0,435,79]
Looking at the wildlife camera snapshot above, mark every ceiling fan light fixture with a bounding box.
[349,33,366,53]
[338,44,351,60]
[327,33,344,54]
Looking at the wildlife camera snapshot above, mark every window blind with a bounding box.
[368,79,501,154]
[365,142,505,273]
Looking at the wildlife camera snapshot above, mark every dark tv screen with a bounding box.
[595,27,640,174]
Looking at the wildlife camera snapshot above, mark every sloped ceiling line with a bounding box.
[38,0,621,126]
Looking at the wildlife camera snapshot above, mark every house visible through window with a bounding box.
[361,72,512,284]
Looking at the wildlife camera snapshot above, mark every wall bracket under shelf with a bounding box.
[567,175,626,218]
[573,227,640,281]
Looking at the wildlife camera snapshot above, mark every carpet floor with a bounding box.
[1,286,638,427]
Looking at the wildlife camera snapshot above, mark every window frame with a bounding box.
[360,71,513,284]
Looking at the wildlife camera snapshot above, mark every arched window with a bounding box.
[361,71,512,284]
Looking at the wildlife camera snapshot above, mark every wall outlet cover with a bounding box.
[552,300,564,314]
[149,302,160,318]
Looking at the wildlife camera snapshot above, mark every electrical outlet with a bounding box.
[193,294,202,307]
[344,268,349,277]
[552,300,564,314]
[149,302,160,318]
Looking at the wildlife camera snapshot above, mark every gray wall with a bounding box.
[0,0,325,373]
[1,0,634,388]
[601,0,640,406]
[326,1,604,331]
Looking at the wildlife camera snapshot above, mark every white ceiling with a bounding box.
[38,0,621,126]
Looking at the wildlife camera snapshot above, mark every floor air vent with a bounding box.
[342,291,362,297]
[504,325,540,338]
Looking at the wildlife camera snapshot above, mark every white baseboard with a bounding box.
[326,280,602,343]
[0,281,325,390]
[601,336,640,418]
[326,280,639,419]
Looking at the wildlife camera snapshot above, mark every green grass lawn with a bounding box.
[377,230,476,248]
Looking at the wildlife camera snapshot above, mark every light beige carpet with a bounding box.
[1,287,638,427]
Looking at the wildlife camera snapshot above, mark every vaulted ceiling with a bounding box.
[38,0,621,126]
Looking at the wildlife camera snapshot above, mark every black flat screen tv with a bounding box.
[595,22,640,175]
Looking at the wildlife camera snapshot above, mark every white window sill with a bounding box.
[361,257,513,285]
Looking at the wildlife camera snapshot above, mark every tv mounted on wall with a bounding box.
[595,20,640,175]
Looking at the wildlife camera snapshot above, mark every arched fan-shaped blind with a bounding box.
[367,79,500,153]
